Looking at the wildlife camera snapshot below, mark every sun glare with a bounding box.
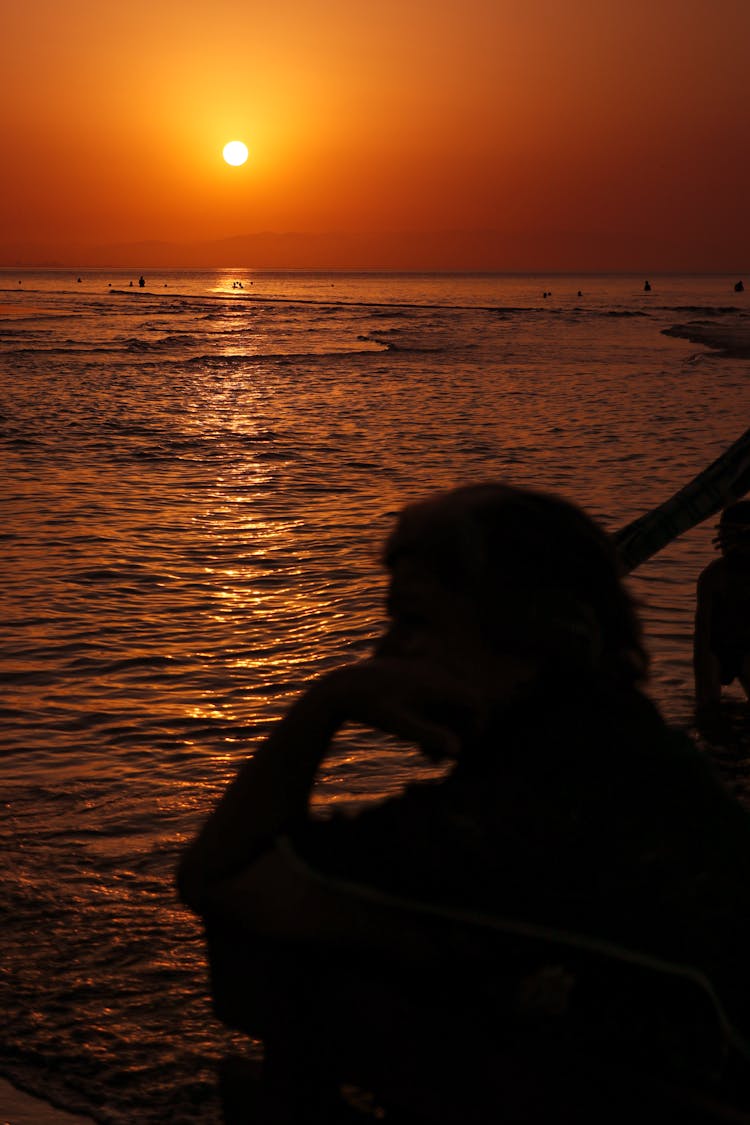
[223,140,249,167]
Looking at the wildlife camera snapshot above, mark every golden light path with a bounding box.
[222,140,249,166]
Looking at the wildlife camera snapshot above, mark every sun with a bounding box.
[223,140,249,167]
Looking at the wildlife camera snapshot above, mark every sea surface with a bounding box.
[1,269,750,1122]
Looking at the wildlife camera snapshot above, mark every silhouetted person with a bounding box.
[179,483,750,1122]
[736,281,745,293]
[138,274,145,288]
[694,501,750,707]
[644,280,652,292]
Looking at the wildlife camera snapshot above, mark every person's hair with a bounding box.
[384,482,648,688]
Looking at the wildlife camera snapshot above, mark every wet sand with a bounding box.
[0,1078,96,1125]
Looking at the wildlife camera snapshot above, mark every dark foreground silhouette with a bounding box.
[694,501,750,707]
[179,484,750,1123]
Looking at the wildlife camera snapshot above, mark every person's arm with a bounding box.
[694,565,721,707]
[177,658,478,916]
[198,838,454,960]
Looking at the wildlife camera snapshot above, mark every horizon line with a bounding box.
[0,264,746,278]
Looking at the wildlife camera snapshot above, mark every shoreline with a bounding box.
[0,1077,96,1125]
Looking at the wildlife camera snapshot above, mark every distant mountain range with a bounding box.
[100,230,522,270]
[2,230,519,271]
[1,228,742,273]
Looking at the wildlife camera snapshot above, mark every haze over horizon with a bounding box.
[3,0,749,273]
[4,228,748,275]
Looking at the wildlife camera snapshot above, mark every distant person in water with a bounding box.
[138,275,145,288]
[644,280,652,292]
[694,500,750,707]
[736,280,745,293]
[179,483,750,1122]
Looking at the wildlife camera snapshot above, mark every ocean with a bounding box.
[1,269,749,1122]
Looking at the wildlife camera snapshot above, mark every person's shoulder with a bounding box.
[698,557,726,588]
[586,686,696,767]
[648,707,748,809]
[618,696,749,819]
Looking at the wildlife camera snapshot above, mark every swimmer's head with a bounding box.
[714,500,750,555]
[383,482,647,690]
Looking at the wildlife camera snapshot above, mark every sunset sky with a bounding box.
[2,0,749,271]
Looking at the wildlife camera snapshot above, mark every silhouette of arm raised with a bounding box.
[177,659,478,941]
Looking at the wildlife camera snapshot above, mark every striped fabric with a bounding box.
[614,428,750,573]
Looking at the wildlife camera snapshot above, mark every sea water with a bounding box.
[1,269,749,1121]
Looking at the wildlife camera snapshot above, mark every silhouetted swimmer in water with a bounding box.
[736,280,745,293]
[644,280,652,292]
[179,483,750,1122]
[694,500,750,709]
[138,275,145,288]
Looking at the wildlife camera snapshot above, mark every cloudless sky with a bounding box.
[2,0,748,269]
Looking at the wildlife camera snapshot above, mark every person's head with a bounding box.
[378,482,647,696]
[714,500,750,557]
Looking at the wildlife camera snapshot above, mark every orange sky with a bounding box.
[2,0,749,270]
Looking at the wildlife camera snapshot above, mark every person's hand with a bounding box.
[307,657,487,761]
